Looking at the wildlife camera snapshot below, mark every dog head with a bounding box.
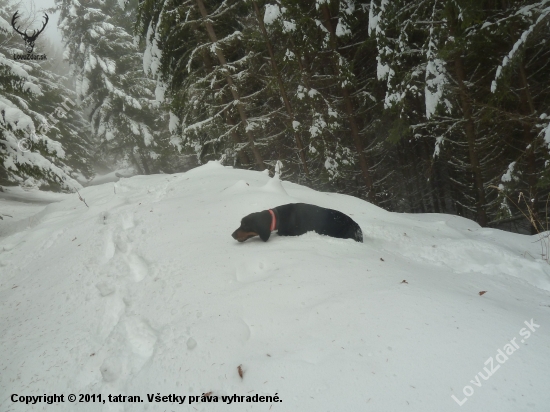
[231,211,271,242]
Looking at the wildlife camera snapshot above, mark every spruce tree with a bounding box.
[58,0,171,174]
[0,1,91,190]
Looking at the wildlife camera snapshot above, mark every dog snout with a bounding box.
[232,228,258,242]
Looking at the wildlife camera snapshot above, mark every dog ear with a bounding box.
[255,211,272,242]
[258,226,271,242]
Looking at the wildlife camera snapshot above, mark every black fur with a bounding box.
[232,203,363,243]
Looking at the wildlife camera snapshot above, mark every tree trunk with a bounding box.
[518,63,539,234]
[320,4,375,203]
[195,0,265,170]
[225,115,252,167]
[288,37,313,90]
[454,55,488,226]
[140,152,151,174]
[131,151,144,174]
[201,50,251,167]
[251,0,309,175]
[422,140,441,213]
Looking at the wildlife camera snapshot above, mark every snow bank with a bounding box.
[87,168,136,186]
[1,163,549,411]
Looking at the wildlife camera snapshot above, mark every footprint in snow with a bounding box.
[125,253,149,282]
[96,281,116,297]
[124,316,158,359]
[186,337,197,350]
[103,231,116,262]
[100,356,122,382]
[39,228,65,254]
[120,212,135,230]
[235,260,271,283]
[113,232,129,254]
[97,317,157,387]
[111,231,150,282]
[149,182,171,203]
[96,294,126,341]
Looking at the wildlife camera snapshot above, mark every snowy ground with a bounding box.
[1,162,549,412]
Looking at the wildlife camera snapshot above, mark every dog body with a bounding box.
[232,203,363,243]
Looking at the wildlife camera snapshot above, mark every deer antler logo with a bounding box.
[11,11,49,54]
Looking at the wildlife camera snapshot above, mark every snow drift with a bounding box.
[1,162,549,411]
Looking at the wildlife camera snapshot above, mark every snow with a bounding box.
[282,20,296,33]
[105,58,117,74]
[105,130,115,141]
[130,121,140,135]
[0,53,35,83]
[340,0,355,15]
[80,77,90,96]
[433,135,444,157]
[84,54,97,73]
[22,82,43,96]
[315,0,330,10]
[335,20,351,37]
[1,105,34,133]
[154,84,165,102]
[296,85,306,100]
[169,112,180,134]
[307,88,318,98]
[368,0,388,36]
[284,49,294,61]
[1,163,550,411]
[324,156,339,177]
[425,58,448,119]
[0,15,11,32]
[87,168,137,186]
[540,117,550,147]
[424,6,449,120]
[264,4,281,25]
[309,113,327,137]
[376,56,391,80]
[143,23,162,77]
[141,125,154,146]
[0,187,67,237]
[501,161,516,182]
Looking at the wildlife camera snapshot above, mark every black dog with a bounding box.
[232,203,363,243]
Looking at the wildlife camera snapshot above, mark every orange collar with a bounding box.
[268,209,277,231]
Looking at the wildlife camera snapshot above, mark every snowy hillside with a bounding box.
[1,162,549,412]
